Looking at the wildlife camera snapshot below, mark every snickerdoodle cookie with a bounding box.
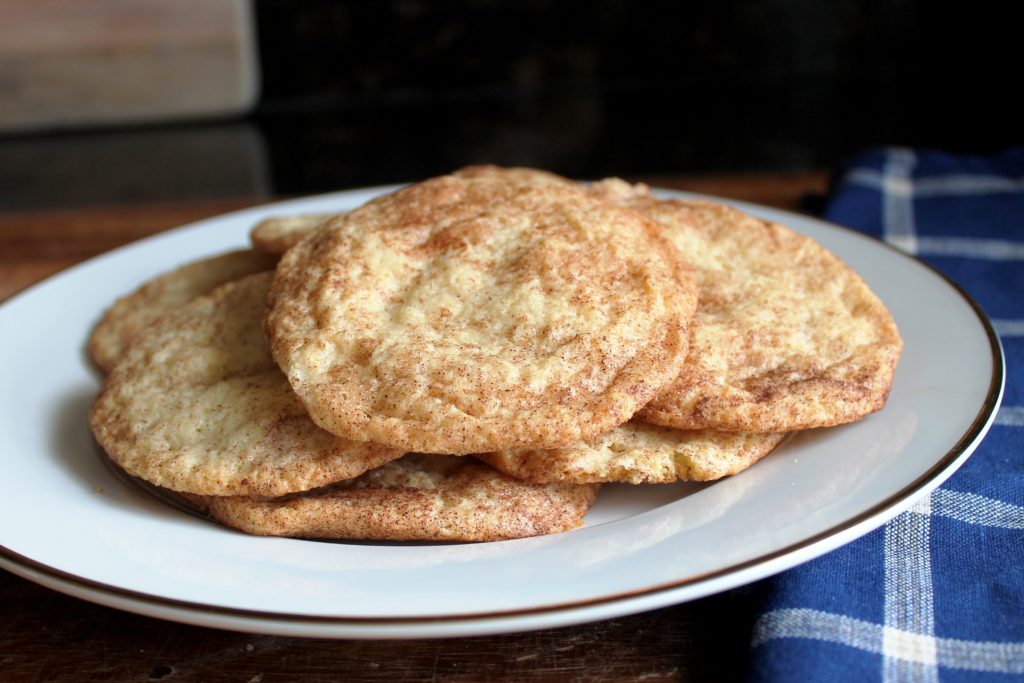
[479,423,786,484]
[591,180,902,432]
[189,454,599,541]
[90,273,404,497]
[88,249,277,372]
[266,169,696,453]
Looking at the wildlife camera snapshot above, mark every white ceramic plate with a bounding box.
[0,187,1003,639]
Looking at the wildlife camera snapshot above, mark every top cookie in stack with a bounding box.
[265,167,698,454]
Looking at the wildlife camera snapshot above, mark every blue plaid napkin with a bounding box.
[748,147,1024,682]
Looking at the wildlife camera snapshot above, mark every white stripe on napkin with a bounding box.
[754,608,1024,674]
[914,237,1024,260]
[881,149,919,254]
[752,608,882,652]
[993,319,1024,337]
[848,169,1024,196]
[995,406,1024,427]
[926,489,1024,529]
[884,498,938,682]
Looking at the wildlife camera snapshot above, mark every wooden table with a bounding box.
[0,171,828,683]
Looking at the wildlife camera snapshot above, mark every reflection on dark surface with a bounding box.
[0,125,271,211]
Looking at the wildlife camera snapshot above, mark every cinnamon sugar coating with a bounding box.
[480,422,786,484]
[90,273,404,497]
[266,169,696,453]
[190,454,599,541]
[88,249,277,372]
[591,180,903,432]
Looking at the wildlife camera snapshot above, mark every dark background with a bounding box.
[254,0,1019,186]
[2,0,1019,209]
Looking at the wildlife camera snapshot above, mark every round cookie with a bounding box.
[267,169,696,454]
[250,214,332,255]
[478,422,786,484]
[89,249,277,372]
[592,180,903,432]
[188,454,600,542]
[90,273,404,497]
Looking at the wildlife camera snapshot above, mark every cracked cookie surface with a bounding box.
[88,249,277,372]
[90,273,404,496]
[267,169,696,453]
[591,181,903,432]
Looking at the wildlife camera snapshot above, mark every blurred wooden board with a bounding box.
[0,0,257,132]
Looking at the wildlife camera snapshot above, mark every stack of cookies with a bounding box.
[88,166,902,542]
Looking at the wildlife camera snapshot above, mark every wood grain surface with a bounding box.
[0,170,827,682]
